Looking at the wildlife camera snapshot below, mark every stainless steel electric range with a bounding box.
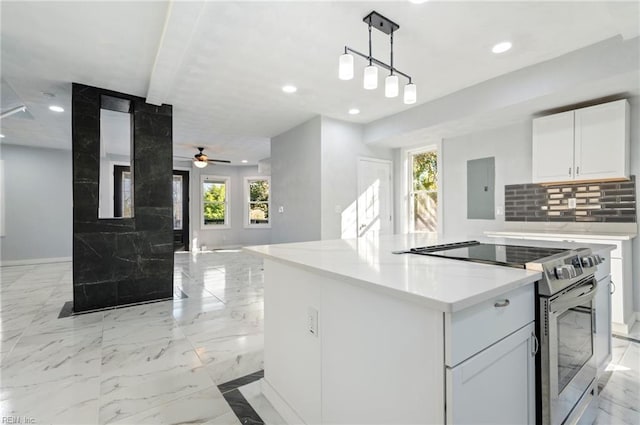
[401,240,603,425]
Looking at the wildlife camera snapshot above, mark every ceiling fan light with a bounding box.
[194,160,208,168]
[403,83,417,105]
[363,65,378,90]
[339,54,354,80]
[385,75,399,98]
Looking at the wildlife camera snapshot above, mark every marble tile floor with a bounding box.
[0,251,263,425]
[0,251,638,425]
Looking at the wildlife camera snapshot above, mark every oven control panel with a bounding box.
[538,249,598,296]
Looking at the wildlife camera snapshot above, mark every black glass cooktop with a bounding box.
[407,241,567,269]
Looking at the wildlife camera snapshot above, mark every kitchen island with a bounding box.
[244,234,614,424]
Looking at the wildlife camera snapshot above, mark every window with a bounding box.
[201,175,230,228]
[244,177,270,228]
[409,150,438,233]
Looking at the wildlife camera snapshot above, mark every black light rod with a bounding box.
[345,46,412,83]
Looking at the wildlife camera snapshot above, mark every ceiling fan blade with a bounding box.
[207,159,231,164]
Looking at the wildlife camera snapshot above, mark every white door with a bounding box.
[357,158,392,237]
[532,111,575,183]
[446,323,536,425]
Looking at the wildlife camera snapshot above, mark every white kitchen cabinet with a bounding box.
[574,100,630,180]
[595,273,612,375]
[532,111,575,183]
[445,285,536,424]
[532,99,630,183]
[446,323,536,425]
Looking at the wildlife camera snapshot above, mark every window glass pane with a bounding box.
[173,175,183,230]
[249,180,269,202]
[412,151,437,192]
[203,180,226,225]
[122,171,132,218]
[413,191,437,232]
[410,150,437,233]
[249,202,269,224]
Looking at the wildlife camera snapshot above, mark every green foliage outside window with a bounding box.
[249,180,269,223]
[413,151,437,191]
[203,181,226,224]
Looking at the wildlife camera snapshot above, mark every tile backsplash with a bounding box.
[505,176,636,223]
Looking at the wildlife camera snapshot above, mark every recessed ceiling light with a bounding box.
[492,41,512,54]
[282,85,297,94]
[49,105,64,112]
[241,160,248,163]
[0,134,5,138]
[348,108,360,115]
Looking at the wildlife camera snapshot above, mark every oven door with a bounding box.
[543,277,597,425]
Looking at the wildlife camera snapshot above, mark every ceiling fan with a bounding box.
[177,147,231,168]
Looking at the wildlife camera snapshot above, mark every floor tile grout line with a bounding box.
[612,333,640,345]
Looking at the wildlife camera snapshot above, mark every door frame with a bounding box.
[113,164,131,218]
[173,169,190,251]
[356,157,394,237]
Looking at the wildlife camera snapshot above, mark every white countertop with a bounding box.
[244,234,615,313]
[485,230,636,241]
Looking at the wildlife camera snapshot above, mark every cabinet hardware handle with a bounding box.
[568,167,572,176]
[576,166,580,175]
[531,333,539,356]
[494,299,510,308]
[610,281,616,295]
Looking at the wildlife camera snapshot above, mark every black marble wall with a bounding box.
[72,83,174,312]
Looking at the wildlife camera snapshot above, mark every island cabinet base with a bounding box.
[262,259,445,424]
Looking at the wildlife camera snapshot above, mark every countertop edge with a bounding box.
[243,246,542,313]
[485,230,637,241]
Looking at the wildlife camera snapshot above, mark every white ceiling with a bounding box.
[1,1,639,163]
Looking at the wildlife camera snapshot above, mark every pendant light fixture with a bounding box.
[338,11,417,105]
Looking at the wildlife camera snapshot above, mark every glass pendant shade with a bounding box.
[403,83,417,104]
[385,75,399,98]
[194,160,208,168]
[338,54,354,80]
[363,65,378,90]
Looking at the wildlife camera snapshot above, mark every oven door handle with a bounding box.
[549,281,598,314]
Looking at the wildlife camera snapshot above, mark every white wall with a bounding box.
[0,144,72,263]
[320,117,393,240]
[187,161,272,250]
[270,116,322,244]
[442,122,532,240]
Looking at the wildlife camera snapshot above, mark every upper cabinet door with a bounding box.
[532,111,575,183]
[574,99,630,181]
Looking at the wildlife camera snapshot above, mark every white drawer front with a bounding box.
[445,284,535,366]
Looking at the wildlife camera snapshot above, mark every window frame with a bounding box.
[244,176,271,229]
[401,143,442,237]
[201,175,231,230]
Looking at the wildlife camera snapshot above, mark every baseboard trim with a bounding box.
[0,257,72,267]
[261,377,306,425]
